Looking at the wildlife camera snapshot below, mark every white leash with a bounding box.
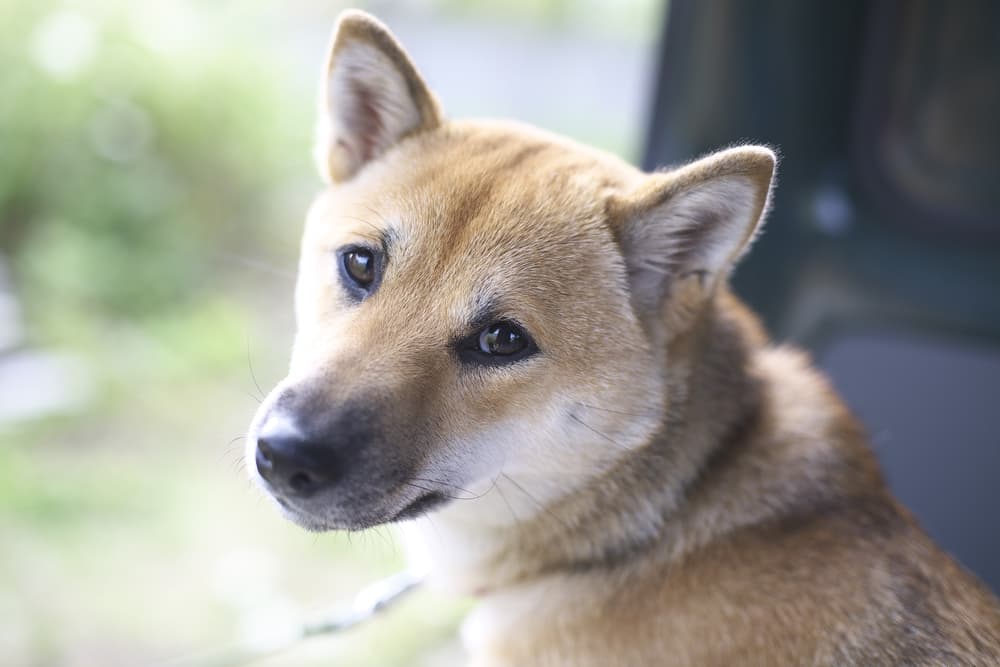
[152,569,425,667]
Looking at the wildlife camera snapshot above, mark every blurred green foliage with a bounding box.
[0,0,310,383]
[0,4,475,663]
[0,2,654,663]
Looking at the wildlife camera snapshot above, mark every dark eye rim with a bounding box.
[456,319,540,367]
[336,244,384,301]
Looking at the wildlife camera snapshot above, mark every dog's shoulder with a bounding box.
[663,316,1000,663]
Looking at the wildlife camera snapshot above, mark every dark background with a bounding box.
[644,0,1000,594]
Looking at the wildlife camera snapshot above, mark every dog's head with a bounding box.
[246,10,774,531]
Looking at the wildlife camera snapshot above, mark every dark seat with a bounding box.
[643,0,1000,593]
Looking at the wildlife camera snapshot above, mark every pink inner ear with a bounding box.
[346,80,384,165]
[318,28,441,182]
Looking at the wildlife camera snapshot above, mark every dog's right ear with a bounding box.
[315,10,442,183]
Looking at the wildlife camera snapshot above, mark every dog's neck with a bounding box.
[410,291,775,595]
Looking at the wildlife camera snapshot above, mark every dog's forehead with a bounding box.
[315,121,637,239]
[305,122,639,330]
[399,126,632,252]
[396,135,625,308]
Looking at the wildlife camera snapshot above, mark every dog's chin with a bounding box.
[266,488,451,532]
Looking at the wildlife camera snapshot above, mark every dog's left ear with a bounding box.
[315,10,443,183]
[610,146,775,330]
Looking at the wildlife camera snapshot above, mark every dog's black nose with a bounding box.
[255,419,342,498]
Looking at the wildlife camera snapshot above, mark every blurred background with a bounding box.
[0,0,658,665]
[1,0,997,665]
[643,0,1000,601]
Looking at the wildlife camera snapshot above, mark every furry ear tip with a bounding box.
[746,145,777,176]
[330,9,395,52]
[333,8,384,33]
[740,144,777,162]
[716,145,777,179]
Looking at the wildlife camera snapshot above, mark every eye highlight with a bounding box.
[344,249,374,285]
[337,246,381,300]
[458,320,538,366]
[479,322,527,355]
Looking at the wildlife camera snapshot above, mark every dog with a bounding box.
[246,10,1000,665]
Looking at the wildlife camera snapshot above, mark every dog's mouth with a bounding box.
[266,484,451,531]
[390,490,449,521]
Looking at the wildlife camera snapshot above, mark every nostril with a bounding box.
[255,440,275,476]
[288,471,315,494]
[257,439,274,462]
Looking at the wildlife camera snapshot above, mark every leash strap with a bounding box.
[153,569,425,667]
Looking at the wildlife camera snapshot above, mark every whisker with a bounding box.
[246,339,266,401]
[403,480,436,494]
[371,525,397,556]
[409,476,496,500]
[568,413,629,451]
[403,481,489,503]
[403,481,462,501]
[494,476,520,526]
[501,473,574,532]
[221,435,246,462]
[574,402,660,419]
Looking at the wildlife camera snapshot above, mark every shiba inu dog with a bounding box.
[246,9,1000,665]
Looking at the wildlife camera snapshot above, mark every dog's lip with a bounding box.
[389,490,450,522]
[262,483,451,531]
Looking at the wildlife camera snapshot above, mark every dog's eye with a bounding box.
[337,246,382,300]
[343,249,375,286]
[458,320,537,365]
[479,322,527,355]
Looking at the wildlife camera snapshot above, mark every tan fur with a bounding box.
[247,11,1000,665]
